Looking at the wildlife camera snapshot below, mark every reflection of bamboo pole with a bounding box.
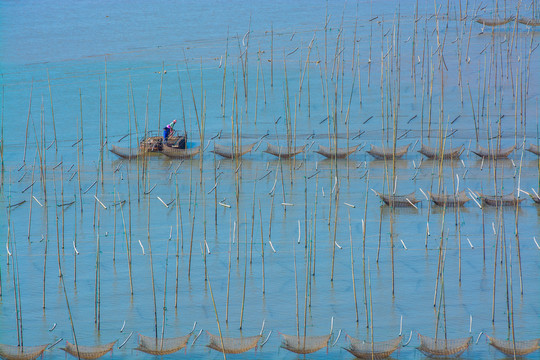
[348,209,359,322]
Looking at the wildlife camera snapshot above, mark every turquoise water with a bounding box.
[1,1,540,359]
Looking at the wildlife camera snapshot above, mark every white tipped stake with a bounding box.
[232,221,236,243]
[332,176,338,194]
[93,195,107,209]
[49,323,57,332]
[73,241,79,255]
[32,196,43,207]
[518,188,530,196]
[48,338,63,349]
[334,241,342,249]
[322,187,325,197]
[205,240,211,254]
[332,329,342,346]
[269,240,276,253]
[330,317,334,334]
[399,316,403,336]
[6,242,11,256]
[413,160,416,169]
[403,331,413,346]
[469,315,473,333]
[297,220,301,244]
[534,237,540,250]
[219,201,231,208]
[120,321,126,332]
[157,196,169,208]
[406,198,418,209]
[419,188,429,200]
[281,202,294,206]
[426,222,430,236]
[467,238,474,249]
[531,188,540,200]
[456,175,460,192]
[138,240,145,255]
[192,329,203,345]
[492,222,496,235]
[400,239,408,250]
[361,219,365,234]
[344,202,355,208]
[510,159,516,167]
[461,159,466,168]
[468,191,482,208]
[261,330,272,347]
[190,321,197,333]
[260,319,266,335]
[119,331,133,349]
[169,226,172,240]
[475,332,484,345]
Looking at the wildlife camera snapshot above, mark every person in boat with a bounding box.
[163,119,177,143]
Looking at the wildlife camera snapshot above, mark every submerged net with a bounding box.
[264,143,306,158]
[135,334,191,355]
[367,144,410,160]
[475,17,514,26]
[109,145,142,159]
[476,192,524,206]
[280,334,331,354]
[487,335,540,356]
[527,144,540,155]
[161,145,201,159]
[417,334,472,357]
[429,191,470,206]
[418,144,463,159]
[61,341,116,359]
[315,144,360,158]
[344,335,402,359]
[471,145,515,159]
[212,142,256,158]
[206,332,261,354]
[0,344,48,360]
[375,191,420,207]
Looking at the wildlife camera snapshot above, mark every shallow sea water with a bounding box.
[1,1,540,359]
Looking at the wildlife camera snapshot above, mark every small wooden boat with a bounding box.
[315,144,360,158]
[0,343,49,360]
[161,144,201,159]
[475,192,525,206]
[417,334,472,358]
[487,335,540,356]
[429,191,470,207]
[139,132,187,152]
[367,144,410,160]
[527,143,540,156]
[263,143,306,158]
[374,191,420,208]
[475,17,514,26]
[518,17,540,26]
[135,333,191,355]
[344,335,402,359]
[211,142,256,159]
[280,334,331,355]
[471,145,515,159]
[109,144,142,159]
[206,332,261,354]
[418,144,463,160]
[61,340,117,359]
